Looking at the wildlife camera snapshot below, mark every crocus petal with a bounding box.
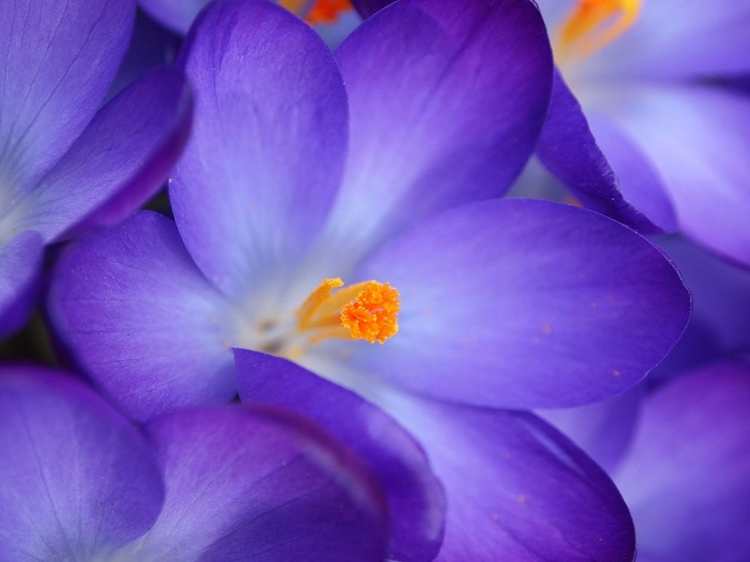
[129,406,388,561]
[658,235,750,355]
[235,349,446,562]
[0,230,43,338]
[0,365,164,560]
[0,0,134,189]
[535,71,673,234]
[319,0,553,266]
[598,83,750,266]
[350,0,393,19]
[538,0,750,80]
[48,211,235,422]
[614,361,750,562]
[538,386,644,474]
[139,0,210,34]
[171,0,348,299]
[650,234,750,383]
[350,198,689,409]
[373,388,635,561]
[10,66,192,243]
[106,11,181,100]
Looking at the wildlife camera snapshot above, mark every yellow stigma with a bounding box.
[555,0,641,62]
[296,278,400,344]
[279,0,353,24]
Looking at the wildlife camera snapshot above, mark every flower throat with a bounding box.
[255,278,400,360]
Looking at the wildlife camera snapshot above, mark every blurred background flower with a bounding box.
[533,0,750,266]
[540,360,750,562]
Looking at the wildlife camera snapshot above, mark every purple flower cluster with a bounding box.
[0,0,748,560]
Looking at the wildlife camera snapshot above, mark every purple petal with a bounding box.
[320,0,553,266]
[132,406,388,561]
[538,386,644,474]
[598,83,750,266]
[47,211,235,422]
[0,365,164,559]
[351,0,393,19]
[614,361,750,562]
[536,71,673,234]
[0,230,43,338]
[350,198,690,409]
[650,234,750,383]
[171,0,348,298]
[659,235,750,356]
[106,11,182,100]
[538,0,750,80]
[235,349,446,562]
[11,66,192,243]
[0,0,134,189]
[139,0,211,34]
[378,389,635,561]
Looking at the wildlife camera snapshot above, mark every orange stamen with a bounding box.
[305,0,354,24]
[296,278,400,344]
[555,0,641,62]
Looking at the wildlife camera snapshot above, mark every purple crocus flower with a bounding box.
[49,0,690,558]
[532,1,750,266]
[0,364,390,560]
[0,0,192,339]
[541,360,750,562]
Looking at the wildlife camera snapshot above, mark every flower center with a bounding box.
[555,0,641,62]
[297,278,400,344]
[279,0,353,24]
[253,278,400,360]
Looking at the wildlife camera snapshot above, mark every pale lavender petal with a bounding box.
[349,198,689,409]
[614,361,750,562]
[132,406,388,561]
[235,349,445,562]
[171,0,348,298]
[47,211,235,422]
[0,230,43,338]
[12,66,192,242]
[0,365,164,560]
[0,0,134,189]
[597,83,750,266]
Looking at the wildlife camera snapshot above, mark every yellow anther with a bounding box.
[555,0,641,62]
[296,278,400,345]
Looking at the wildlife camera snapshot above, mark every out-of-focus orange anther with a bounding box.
[556,0,641,62]
[296,278,400,344]
[305,0,354,24]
